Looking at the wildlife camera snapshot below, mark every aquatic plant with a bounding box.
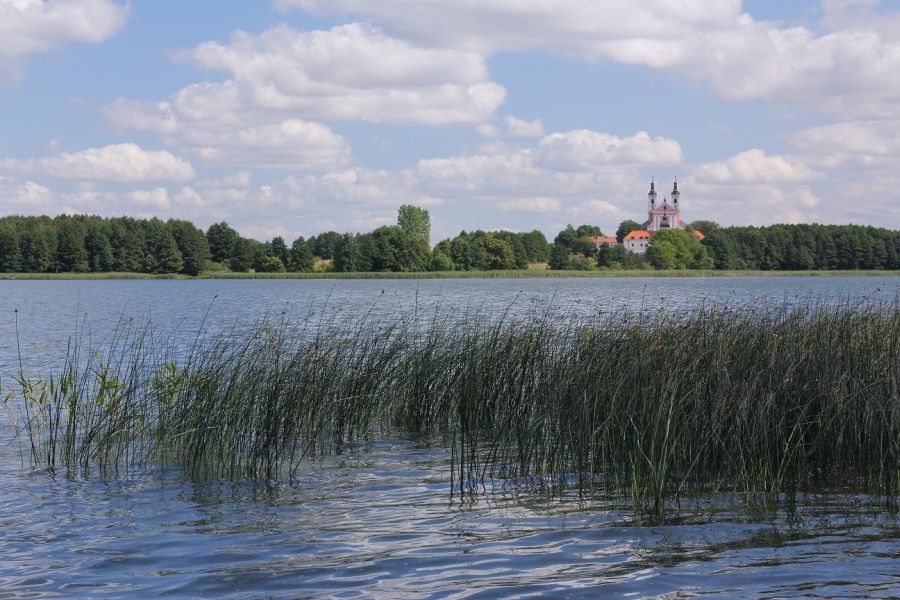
[8,299,899,515]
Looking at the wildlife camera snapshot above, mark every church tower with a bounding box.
[644,179,683,231]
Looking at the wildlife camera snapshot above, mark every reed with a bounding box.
[9,299,899,514]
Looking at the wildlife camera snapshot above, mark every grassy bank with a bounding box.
[10,300,899,515]
[3,269,900,280]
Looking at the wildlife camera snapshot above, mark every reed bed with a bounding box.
[8,299,899,514]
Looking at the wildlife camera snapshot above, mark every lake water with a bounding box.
[1,276,899,598]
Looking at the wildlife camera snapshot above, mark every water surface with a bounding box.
[1,277,898,598]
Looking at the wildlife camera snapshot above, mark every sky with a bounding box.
[1,0,900,244]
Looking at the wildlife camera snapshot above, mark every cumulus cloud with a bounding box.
[0,143,195,182]
[477,116,544,139]
[109,23,505,129]
[0,0,128,77]
[536,130,682,171]
[787,120,900,170]
[279,0,900,120]
[692,149,818,184]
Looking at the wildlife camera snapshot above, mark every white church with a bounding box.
[621,179,704,254]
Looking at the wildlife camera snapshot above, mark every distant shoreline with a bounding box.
[2,269,899,281]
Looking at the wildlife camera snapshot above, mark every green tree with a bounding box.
[522,230,550,262]
[574,224,604,238]
[646,229,711,270]
[206,222,239,263]
[479,234,516,270]
[615,220,641,243]
[54,218,89,272]
[269,236,290,266]
[257,255,286,272]
[108,218,146,272]
[548,243,571,270]
[289,236,315,272]
[0,227,22,272]
[169,219,210,276]
[85,228,114,272]
[333,233,363,272]
[229,237,258,272]
[430,249,454,271]
[690,220,720,236]
[144,219,183,274]
[397,204,431,245]
[19,229,53,272]
[314,231,342,259]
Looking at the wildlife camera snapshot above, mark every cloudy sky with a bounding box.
[2,0,900,243]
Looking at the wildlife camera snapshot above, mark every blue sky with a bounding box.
[1,0,899,243]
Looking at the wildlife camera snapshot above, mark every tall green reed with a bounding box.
[8,298,899,514]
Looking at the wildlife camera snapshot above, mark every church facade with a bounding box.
[623,180,704,254]
[644,179,683,231]
[588,180,705,255]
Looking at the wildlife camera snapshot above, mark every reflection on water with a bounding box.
[0,439,897,598]
[1,277,898,597]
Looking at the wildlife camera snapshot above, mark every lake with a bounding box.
[1,276,898,598]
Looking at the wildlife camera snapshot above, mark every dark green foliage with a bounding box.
[289,236,315,272]
[269,236,290,267]
[0,227,22,271]
[616,219,642,243]
[313,231,342,259]
[333,233,363,272]
[522,230,550,262]
[169,219,210,276]
[54,217,89,272]
[256,255,286,272]
[143,218,183,274]
[435,230,533,271]
[548,243,571,270]
[108,218,146,272]
[229,238,258,272]
[19,229,54,272]
[3,211,900,275]
[690,220,720,236]
[15,302,899,517]
[206,222,239,263]
[597,243,643,270]
[84,226,114,272]
[702,224,900,271]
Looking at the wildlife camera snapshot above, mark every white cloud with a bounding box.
[188,119,352,170]
[0,0,128,76]
[476,116,544,139]
[142,23,506,127]
[280,0,900,120]
[536,130,682,171]
[680,178,828,226]
[504,116,543,138]
[128,187,170,210]
[0,143,195,182]
[787,119,900,170]
[692,149,818,184]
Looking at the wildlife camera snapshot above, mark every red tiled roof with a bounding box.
[624,230,651,240]
[693,230,706,240]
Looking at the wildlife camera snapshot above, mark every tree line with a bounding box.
[1,208,898,274]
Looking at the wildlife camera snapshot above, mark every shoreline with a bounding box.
[2,269,899,280]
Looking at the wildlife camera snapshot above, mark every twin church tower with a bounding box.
[643,179,683,231]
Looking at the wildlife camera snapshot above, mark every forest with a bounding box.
[0,206,898,274]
